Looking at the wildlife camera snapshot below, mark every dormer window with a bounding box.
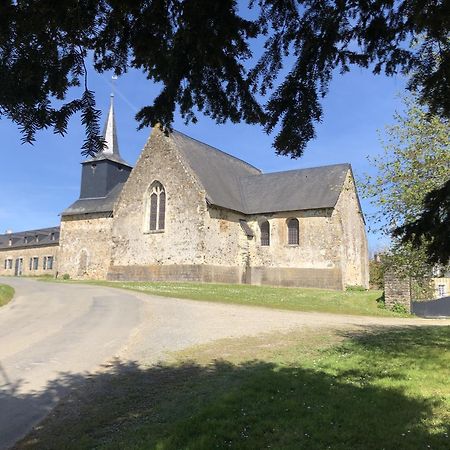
[50,233,55,241]
[35,235,39,243]
[24,236,28,244]
[8,239,12,247]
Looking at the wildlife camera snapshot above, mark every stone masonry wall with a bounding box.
[0,244,59,277]
[201,206,344,288]
[384,271,411,312]
[109,127,207,270]
[332,171,369,288]
[58,213,113,279]
[105,129,367,290]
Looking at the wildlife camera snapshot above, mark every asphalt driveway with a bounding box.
[1,277,448,449]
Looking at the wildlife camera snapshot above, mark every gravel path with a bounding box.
[122,289,450,364]
[0,277,448,449]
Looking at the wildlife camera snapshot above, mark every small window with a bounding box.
[32,257,39,270]
[287,218,299,245]
[47,256,54,270]
[438,285,445,298]
[260,221,270,246]
[8,259,12,269]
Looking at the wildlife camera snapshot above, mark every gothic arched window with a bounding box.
[148,182,166,231]
[260,221,270,246]
[287,218,299,245]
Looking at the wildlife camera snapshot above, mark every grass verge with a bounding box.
[15,326,450,449]
[0,283,14,307]
[43,279,398,317]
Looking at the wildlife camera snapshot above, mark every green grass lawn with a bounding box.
[16,326,450,449]
[47,279,400,317]
[0,283,14,307]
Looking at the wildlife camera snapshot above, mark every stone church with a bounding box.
[0,96,369,289]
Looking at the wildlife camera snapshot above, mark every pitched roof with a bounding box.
[171,131,350,214]
[0,226,60,250]
[240,164,351,214]
[172,131,261,213]
[61,182,124,216]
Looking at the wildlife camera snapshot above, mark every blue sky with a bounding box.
[0,59,405,253]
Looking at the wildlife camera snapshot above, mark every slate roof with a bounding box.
[171,131,351,214]
[240,164,351,214]
[0,226,60,250]
[61,182,124,216]
[60,128,354,218]
[172,131,261,213]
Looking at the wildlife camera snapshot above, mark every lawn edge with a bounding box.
[35,278,409,319]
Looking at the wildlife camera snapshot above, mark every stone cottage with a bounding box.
[1,96,369,289]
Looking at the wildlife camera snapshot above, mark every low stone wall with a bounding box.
[249,266,343,290]
[384,271,411,313]
[107,264,343,289]
[107,264,243,284]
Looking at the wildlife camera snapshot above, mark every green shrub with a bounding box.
[346,285,366,292]
[62,273,70,280]
[376,292,386,309]
[369,260,384,289]
[390,302,409,314]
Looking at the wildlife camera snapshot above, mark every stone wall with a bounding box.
[0,244,59,277]
[384,271,411,312]
[58,213,113,279]
[108,264,242,283]
[332,171,369,288]
[105,130,368,289]
[109,127,207,270]
[202,206,345,288]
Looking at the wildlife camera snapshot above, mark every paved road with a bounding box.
[0,277,143,450]
[1,277,449,449]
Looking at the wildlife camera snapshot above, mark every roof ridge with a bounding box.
[172,129,262,173]
[241,163,350,180]
[0,226,60,238]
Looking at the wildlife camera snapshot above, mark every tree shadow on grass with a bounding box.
[4,326,450,450]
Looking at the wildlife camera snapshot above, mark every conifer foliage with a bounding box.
[0,0,448,157]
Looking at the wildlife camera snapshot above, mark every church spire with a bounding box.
[101,93,120,158]
[86,88,131,167]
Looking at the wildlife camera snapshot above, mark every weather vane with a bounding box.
[111,75,118,98]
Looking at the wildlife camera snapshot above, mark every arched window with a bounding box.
[287,218,299,245]
[260,221,270,246]
[148,181,166,231]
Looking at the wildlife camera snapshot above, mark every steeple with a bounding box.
[89,93,131,167]
[102,93,120,158]
[78,92,133,199]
